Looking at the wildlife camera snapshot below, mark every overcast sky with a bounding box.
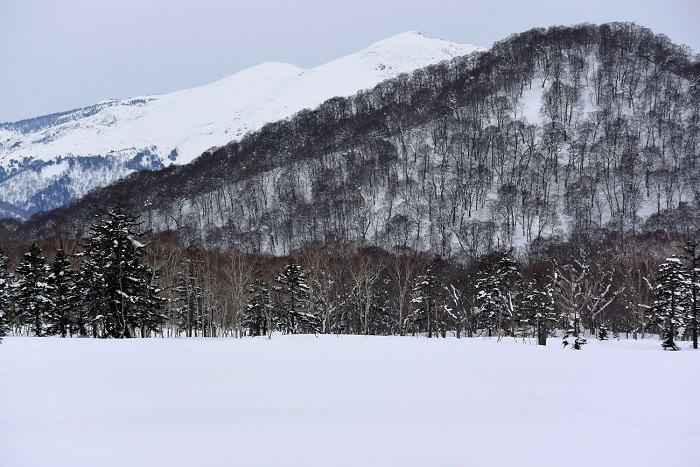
[1,0,698,123]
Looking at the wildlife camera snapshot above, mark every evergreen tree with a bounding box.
[410,267,441,337]
[75,241,106,337]
[273,259,316,334]
[474,260,501,338]
[681,240,699,349]
[650,256,690,350]
[47,248,77,337]
[78,206,164,338]
[474,251,521,338]
[0,248,12,340]
[244,274,273,337]
[520,278,557,345]
[370,277,392,336]
[14,243,52,336]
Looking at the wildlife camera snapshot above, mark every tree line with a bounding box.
[1,207,698,350]
[1,23,699,350]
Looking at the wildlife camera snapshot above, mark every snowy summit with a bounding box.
[0,32,483,219]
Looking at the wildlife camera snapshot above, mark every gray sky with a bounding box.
[1,0,698,123]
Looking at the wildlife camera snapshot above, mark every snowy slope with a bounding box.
[0,32,483,218]
[1,335,697,467]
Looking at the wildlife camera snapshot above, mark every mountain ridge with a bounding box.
[15,23,699,261]
[0,32,483,219]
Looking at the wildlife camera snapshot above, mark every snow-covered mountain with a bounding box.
[0,32,482,219]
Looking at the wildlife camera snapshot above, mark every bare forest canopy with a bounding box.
[1,23,699,345]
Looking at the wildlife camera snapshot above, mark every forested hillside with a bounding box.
[1,23,698,345]
[16,23,699,254]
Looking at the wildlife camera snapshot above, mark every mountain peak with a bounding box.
[363,30,482,56]
[0,32,483,218]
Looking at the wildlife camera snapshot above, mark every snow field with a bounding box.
[1,335,698,466]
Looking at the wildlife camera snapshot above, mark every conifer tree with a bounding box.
[410,267,440,337]
[47,248,77,337]
[244,274,273,337]
[651,256,690,350]
[520,278,556,345]
[681,241,699,349]
[75,241,106,337]
[273,259,316,334]
[15,243,52,336]
[474,251,521,339]
[0,248,12,340]
[78,206,164,338]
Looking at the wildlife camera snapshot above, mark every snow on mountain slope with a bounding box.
[0,32,483,218]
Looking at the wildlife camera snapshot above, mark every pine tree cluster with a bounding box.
[1,207,164,338]
[650,241,700,350]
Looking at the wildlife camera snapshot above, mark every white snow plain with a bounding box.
[1,335,698,467]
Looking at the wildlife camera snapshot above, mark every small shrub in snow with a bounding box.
[597,325,609,341]
[562,328,587,350]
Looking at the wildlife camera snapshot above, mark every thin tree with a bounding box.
[387,249,426,336]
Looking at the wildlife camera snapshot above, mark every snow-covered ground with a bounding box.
[1,335,697,466]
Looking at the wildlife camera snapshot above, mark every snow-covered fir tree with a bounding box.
[46,247,78,337]
[369,277,392,335]
[273,259,317,334]
[681,240,699,349]
[0,248,12,340]
[244,274,273,337]
[77,206,165,338]
[650,255,690,350]
[474,251,521,338]
[520,278,556,345]
[75,240,104,337]
[409,267,441,337]
[14,243,52,336]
